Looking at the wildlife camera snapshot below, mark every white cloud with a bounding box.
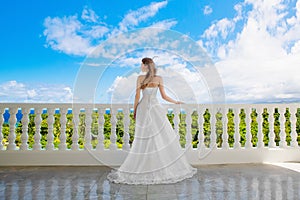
[84,25,109,39]
[118,1,168,32]
[82,62,102,67]
[2,80,25,89]
[108,75,138,104]
[233,4,243,22]
[203,5,213,15]
[200,0,300,103]
[88,26,184,62]
[43,1,173,57]
[43,15,94,56]
[27,89,37,98]
[202,18,237,59]
[203,18,235,39]
[150,19,177,29]
[81,7,99,23]
[291,40,300,54]
[0,81,73,103]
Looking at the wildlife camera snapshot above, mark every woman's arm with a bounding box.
[158,76,183,104]
[133,76,142,119]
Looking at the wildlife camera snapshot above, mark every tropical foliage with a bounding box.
[1,108,300,149]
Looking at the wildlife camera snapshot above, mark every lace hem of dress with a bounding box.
[107,167,197,185]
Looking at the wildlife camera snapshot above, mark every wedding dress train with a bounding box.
[107,87,197,185]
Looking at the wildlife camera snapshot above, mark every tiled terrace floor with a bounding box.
[0,163,300,200]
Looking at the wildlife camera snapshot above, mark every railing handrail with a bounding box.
[1,102,299,110]
[0,102,299,166]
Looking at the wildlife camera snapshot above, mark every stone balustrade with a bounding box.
[0,103,299,166]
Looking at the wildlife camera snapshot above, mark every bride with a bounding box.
[107,57,197,185]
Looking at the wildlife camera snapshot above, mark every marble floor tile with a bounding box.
[117,184,148,195]
[147,193,178,200]
[147,184,176,194]
[0,164,300,200]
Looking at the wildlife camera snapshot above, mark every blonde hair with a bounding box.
[141,57,157,89]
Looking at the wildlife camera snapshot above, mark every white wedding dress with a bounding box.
[107,87,197,185]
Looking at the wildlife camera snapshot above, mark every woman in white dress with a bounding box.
[107,57,197,185]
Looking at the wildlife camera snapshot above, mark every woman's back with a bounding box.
[139,75,161,88]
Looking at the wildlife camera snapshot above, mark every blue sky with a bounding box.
[1,0,300,103]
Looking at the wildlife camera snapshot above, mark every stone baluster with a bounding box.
[20,107,30,150]
[71,109,80,150]
[256,107,264,148]
[185,108,193,149]
[96,108,105,150]
[122,108,130,151]
[84,108,93,150]
[197,107,205,150]
[233,108,241,149]
[268,107,276,148]
[0,107,4,150]
[32,108,42,150]
[279,107,287,148]
[45,108,55,150]
[109,108,117,150]
[245,107,252,148]
[7,107,18,150]
[222,108,229,149]
[210,107,217,149]
[58,108,68,150]
[173,107,180,139]
[290,106,298,147]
